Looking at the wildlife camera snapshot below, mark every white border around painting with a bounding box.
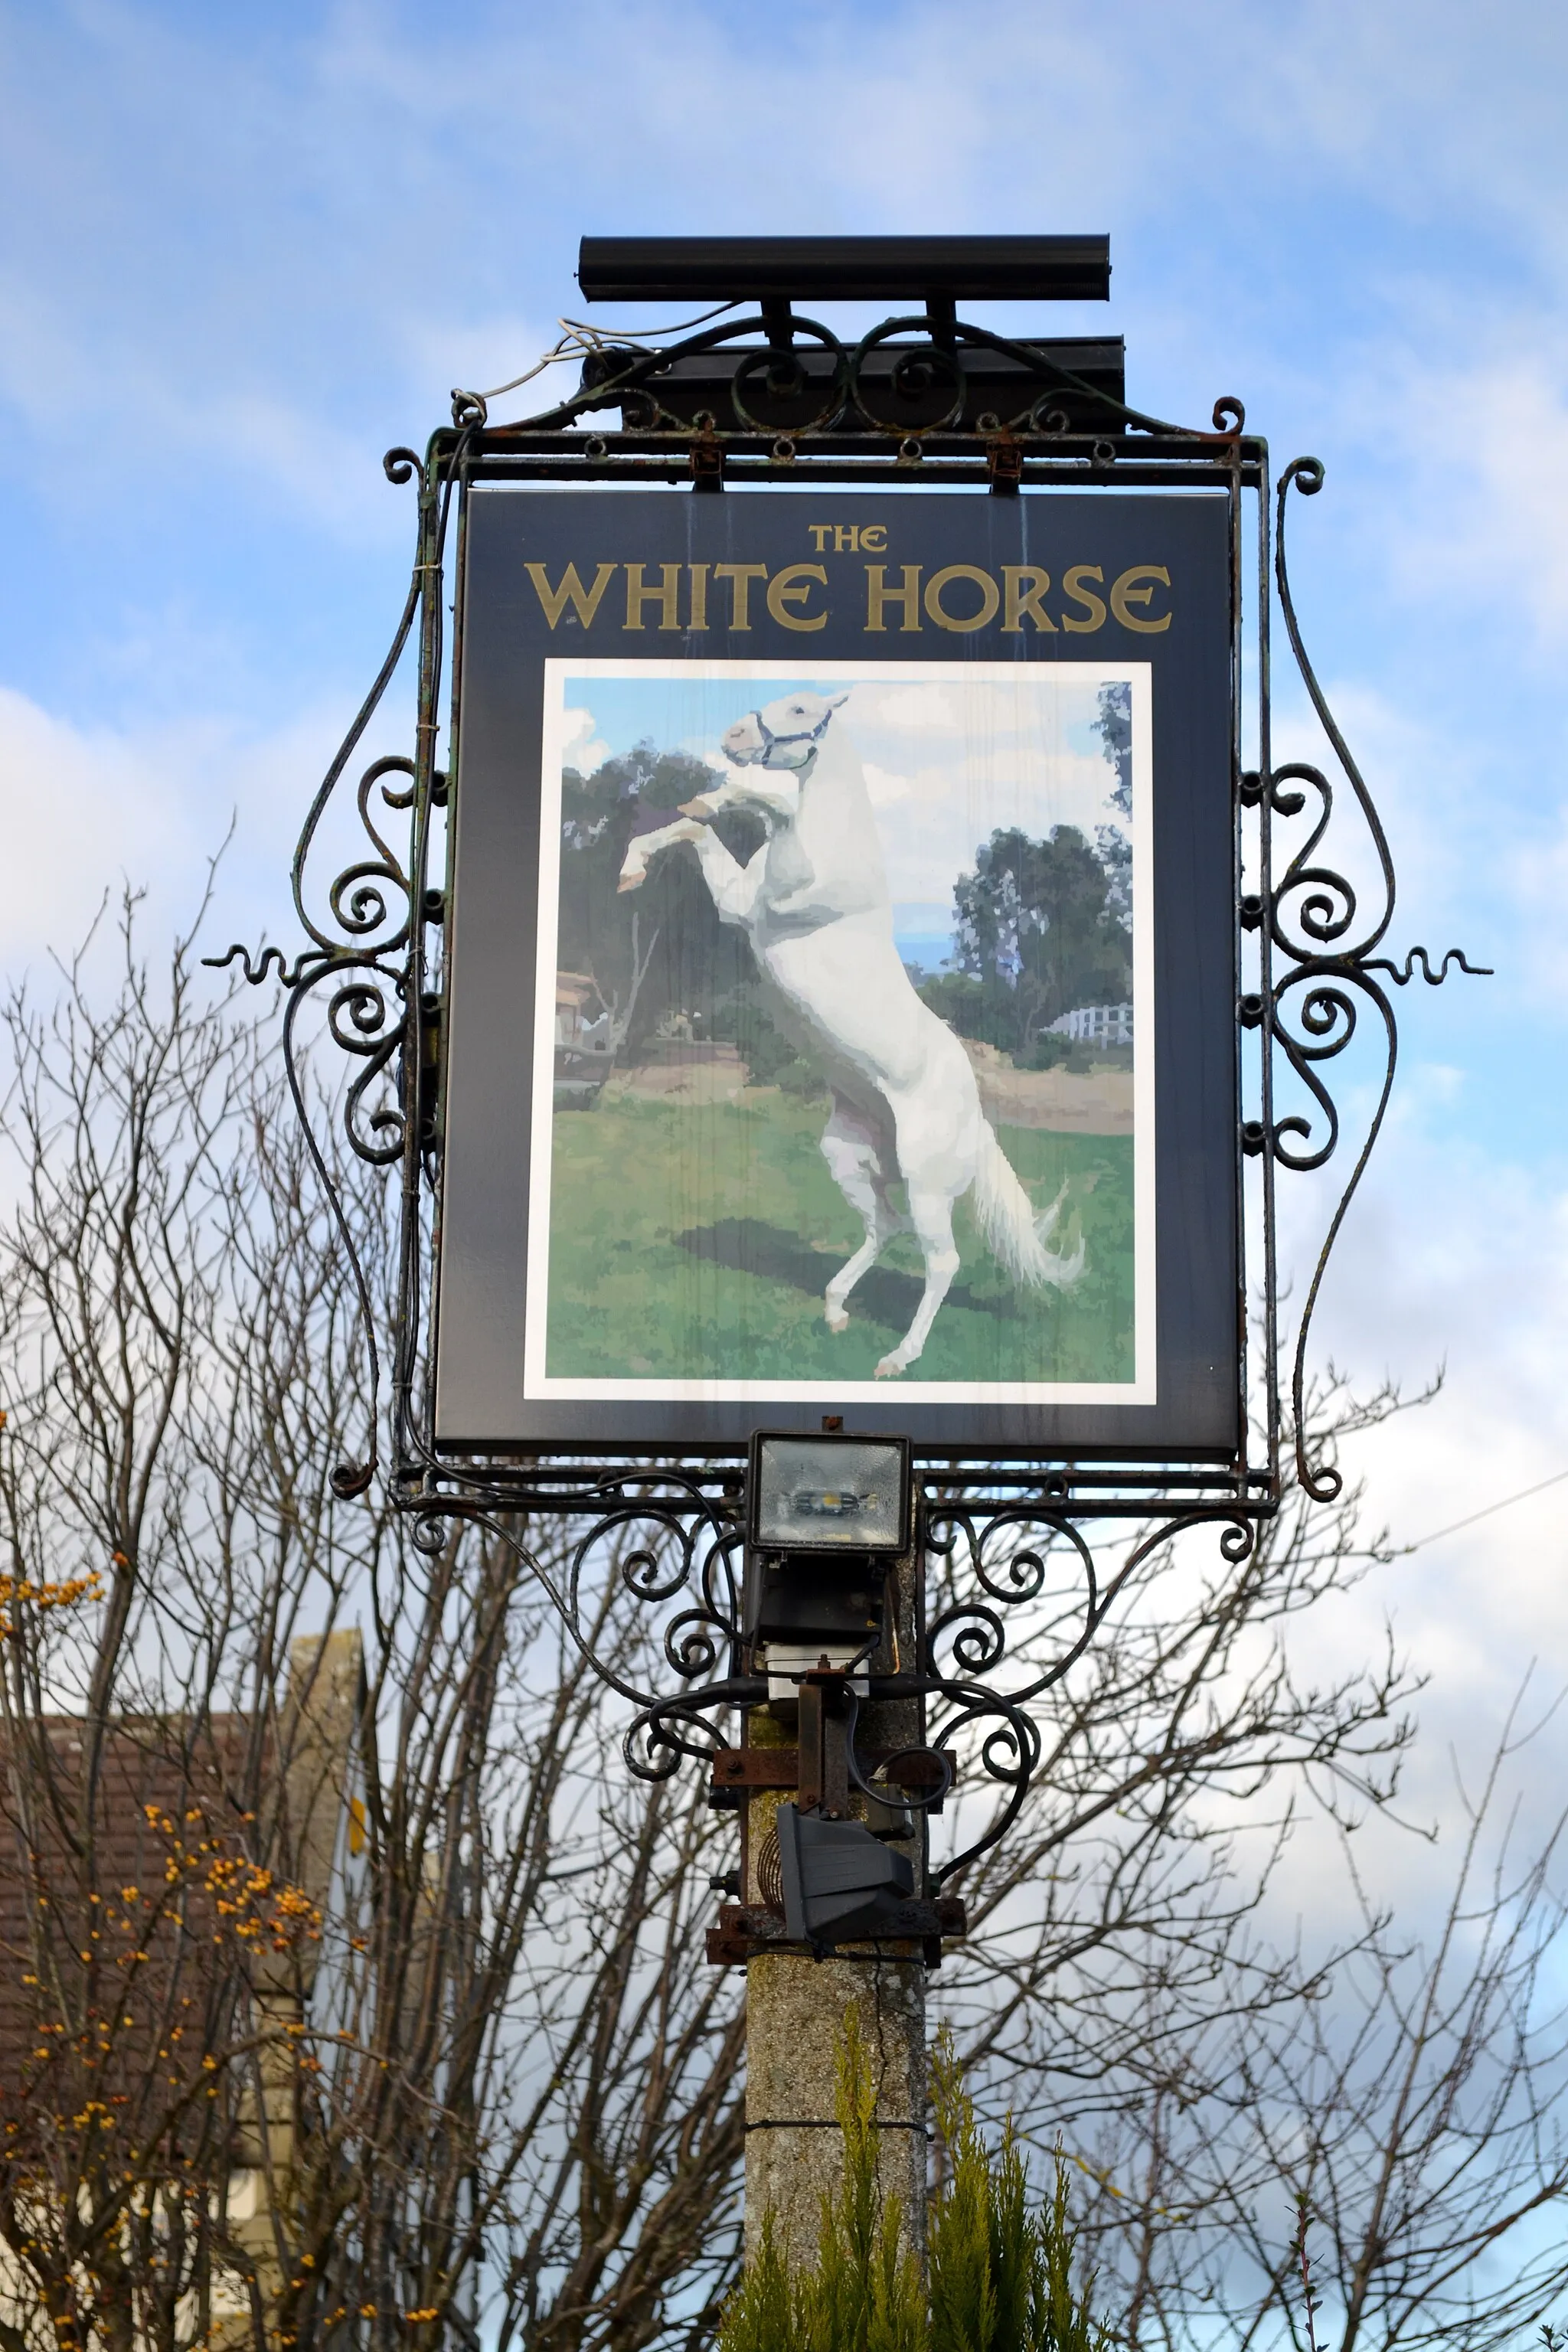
[524,658,1156,1405]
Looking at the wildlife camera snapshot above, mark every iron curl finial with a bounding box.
[201,942,321,991]
[1365,946,1493,985]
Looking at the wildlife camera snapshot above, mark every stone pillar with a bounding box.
[742,1555,927,2266]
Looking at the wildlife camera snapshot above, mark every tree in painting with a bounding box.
[918,824,1133,1060]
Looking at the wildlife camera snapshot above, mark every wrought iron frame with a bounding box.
[212,304,1485,1890]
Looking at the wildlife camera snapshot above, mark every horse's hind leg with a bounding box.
[819,1095,903,1333]
[875,1184,960,1378]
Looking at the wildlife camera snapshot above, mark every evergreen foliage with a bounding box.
[559,740,763,1052]
[1092,682,1133,818]
[716,2020,1106,2352]
[920,825,1132,1059]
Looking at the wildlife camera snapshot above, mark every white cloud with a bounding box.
[562,706,610,773]
[861,761,916,808]
[0,684,358,989]
[1340,328,1568,660]
[0,688,184,975]
[860,682,963,734]
[1264,1047,1568,1705]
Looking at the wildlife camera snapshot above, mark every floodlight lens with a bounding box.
[754,1436,908,1552]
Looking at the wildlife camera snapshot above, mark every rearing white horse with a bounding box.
[618,688,1084,1376]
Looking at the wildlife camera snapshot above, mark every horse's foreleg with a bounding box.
[619,818,764,927]
[875,1185,959,1378]
[618,818,707,892]
[680,772,802,825]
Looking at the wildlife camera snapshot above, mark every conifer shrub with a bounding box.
[717,2016,1106,2352]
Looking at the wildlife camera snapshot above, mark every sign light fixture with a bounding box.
[773,1801,916,1952]
[748,1432,913,1558]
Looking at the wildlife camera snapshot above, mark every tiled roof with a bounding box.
[0,1716,275,2131]
[1,1638,360,2155]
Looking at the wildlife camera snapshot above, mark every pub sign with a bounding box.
[434,490,1236,1456]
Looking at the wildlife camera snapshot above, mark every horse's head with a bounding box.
[677,691,850,828]
[722,689,850,774]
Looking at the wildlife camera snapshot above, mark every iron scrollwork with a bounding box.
[204,296,1486,1885]
[1250,457,1490,1502]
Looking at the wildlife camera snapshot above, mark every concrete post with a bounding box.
[742,1553,927,2266]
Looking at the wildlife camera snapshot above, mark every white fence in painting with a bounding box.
[1046,1003,1134,1046]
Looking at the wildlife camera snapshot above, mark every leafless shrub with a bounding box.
[2,900,1559,2351]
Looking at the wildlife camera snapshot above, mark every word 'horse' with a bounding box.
[619,689,1084,1375]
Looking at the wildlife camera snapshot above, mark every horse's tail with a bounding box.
[971,1122,1086,1291]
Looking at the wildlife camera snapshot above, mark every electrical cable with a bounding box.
[459,302,741,408]
[1395,1465,1568,1556]
[841,1681,953,1816]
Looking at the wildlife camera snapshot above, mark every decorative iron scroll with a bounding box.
[451,309,1155,442]
[1246,457,1490,1503]
[204,302,1487,1851]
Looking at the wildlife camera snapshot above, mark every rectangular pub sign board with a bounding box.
[435,491,1238,1457]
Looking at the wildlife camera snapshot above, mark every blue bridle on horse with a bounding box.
[738,703,837,769]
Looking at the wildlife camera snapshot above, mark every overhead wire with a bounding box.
[1393,1465,1568,1557]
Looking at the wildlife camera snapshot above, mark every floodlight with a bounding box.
[743,1432,913,1697]
[748,1432,912,1557]
[773,1802,915,1951]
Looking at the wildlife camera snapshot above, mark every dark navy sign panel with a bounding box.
[436,489,1237,1459]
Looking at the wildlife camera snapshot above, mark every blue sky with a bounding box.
[4,0,1568,1873]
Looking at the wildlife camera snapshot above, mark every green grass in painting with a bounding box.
[544,1089,1134,1386]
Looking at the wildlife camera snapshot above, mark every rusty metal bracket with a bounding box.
[688,418,725,492]
[704,1896,968,1969]
[416,989,443,1153]
[796,1668,849,1815]
[985,430,1023,495]
[707,1746,952,1807]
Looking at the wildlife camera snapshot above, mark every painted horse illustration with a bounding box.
[617,688,1084,1375]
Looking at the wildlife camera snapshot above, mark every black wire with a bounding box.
[841,1681,952,1815]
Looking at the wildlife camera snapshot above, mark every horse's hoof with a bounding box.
[874,1354,905,1379]
[616,872,644,893]
[678,796,714,821]
[825,1302,849,1333]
